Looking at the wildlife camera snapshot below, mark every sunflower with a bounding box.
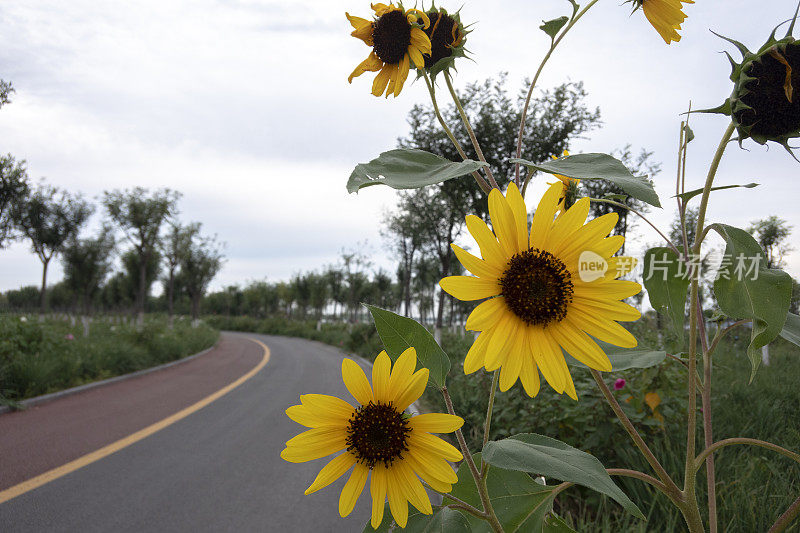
[629,0,694,44]
[281,348,464,529]
[549,150,580,212]
[439,183,641,399]
[346,4,432,98]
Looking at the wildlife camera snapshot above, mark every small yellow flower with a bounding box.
[440,183,642,399]
[631,0,694,44]
[346,4,432,97]
[281,348,464,529]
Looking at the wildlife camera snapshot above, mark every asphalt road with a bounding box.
[0,333,374,532]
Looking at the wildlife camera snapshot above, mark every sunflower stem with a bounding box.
[769,494,800,533]
[694,438,800,472]
[421,70,491,195]
[684,121,736,533]
[514,0,601,186]
[481,370,500,479]
[442,385,504,532]
[591,369,681,497]
[443,71,501,190]
[440,493,488,519]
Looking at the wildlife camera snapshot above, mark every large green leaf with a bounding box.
[364,304,451,388]
[674,182,758,204]
[482,434,644,520]
[643,247,690,346]
[449,453,559,533]
[401,508,472,532]
[511,153,661,207]
[710,224,793,381]
[779,312,800,348]
[347,149,487,194]
[565,341,666,371]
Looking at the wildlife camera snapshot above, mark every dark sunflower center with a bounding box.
[345,401,410,469]
[372,10,411,65]
[424,12,461,68]
[500,248,574,326]
[736,42,800,138]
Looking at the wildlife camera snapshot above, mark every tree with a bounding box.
[581,145,661,254]
[0,79,13,110]
[178,227,224,321]
[103,188,180,321]
[748,216,793,269]
[161,221,199,324]
[61,229,115,316]
[12,183,92,314]
[382,209,423,316]
[0,155,30,248]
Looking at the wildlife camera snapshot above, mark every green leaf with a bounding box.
[540,16,568,39]
[364,304,451,388]
[684,125,696,143]
[779,312,800,348]
[449,453,558,532]
[482,434,644,520]
[643,247,690,346]
[401,508,472,532]
[347,149,487,194]
[543,514,577,533]
[566,0,580,16]
[511,153,661,207]
[674,182,759,204]
[564,341,666,371]
[362,502,392,532]
[710,224,793,380]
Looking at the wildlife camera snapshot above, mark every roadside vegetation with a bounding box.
[0,314,218,405]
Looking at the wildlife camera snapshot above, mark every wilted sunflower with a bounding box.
[629,0,694,44]
[440,183,641,399]
[281,348,463,529]
[422,7,468,77]
[346,4,432,97]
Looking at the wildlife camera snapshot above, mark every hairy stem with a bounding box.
[694,438,800,471]
[481,370,500,478]
[443,72,499,190]
[442,386,503,532]
[514,0,601,185]
[421,70,491,194]
[769,494,800,533]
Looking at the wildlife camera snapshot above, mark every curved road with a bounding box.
[0,333,376,532]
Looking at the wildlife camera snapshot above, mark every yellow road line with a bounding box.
[0,337,270,505]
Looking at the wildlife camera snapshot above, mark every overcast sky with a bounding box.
[1,0,798,294]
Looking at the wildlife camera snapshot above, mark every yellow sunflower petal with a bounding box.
[505,183,530,253]
[300,394,354,420]
[499,328,525,391]
[306,452,356,495]
[408,432,463,461]
[285,426,347,449]
[393,53,410,97]
[373,351,391,402]
[572,298,642,322]
[488,188,519,257]
[576,279,642,300]
[484,314,518,372]
[464,330,491,374]
[451,244,503,280]
[519,348,541,397]
[546,197,590,249]
[393,368,429,412]
[556,212,619,263]
[592,235,625,258]
[404,452,456,487]
[465,214,507,270]
[372,64,393,97]
[395,460,432,515]
[286,404,343,428]
[339,463,369,517]
[439,275,501,301]
[529,327,566,394]
[466,297,506,331]
[388,347,417,402]
[387,467,409,528]
[408,45,425,69]
[371,465,388,528]
[530,183,563,249]
[549,320,612,371]
[346,13,374,45]
[408,413,464,433]
[567,307,639,349]
[605,257,638,280]
[342,358,374,405]
[371,3,394,16]
[410,26,430,50]
[348,51,383,83]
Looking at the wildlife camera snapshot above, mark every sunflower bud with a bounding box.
[700,8,800,159]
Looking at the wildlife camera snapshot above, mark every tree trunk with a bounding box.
[167,268,175,328]
[39,258,50,316]
[137,254,148,324]
[191,293,200,322]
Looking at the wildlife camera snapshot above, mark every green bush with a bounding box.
[0,314,218,403]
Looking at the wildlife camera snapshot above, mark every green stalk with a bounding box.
[421,70,491,194]
[443,71,500,190]
[481,370,500,478]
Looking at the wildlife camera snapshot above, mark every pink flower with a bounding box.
[65,333,74,341]
[614,378,626,390]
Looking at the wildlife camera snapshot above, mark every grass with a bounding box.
[0,314,219,404]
